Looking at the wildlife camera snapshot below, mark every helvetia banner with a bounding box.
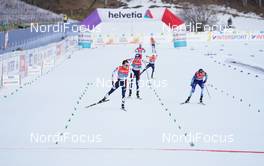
[97,8,161,22]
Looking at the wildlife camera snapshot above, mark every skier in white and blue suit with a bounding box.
[185,69,208,103]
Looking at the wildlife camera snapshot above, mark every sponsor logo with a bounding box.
[251,34,264,40]
[144,9,153,18]
[108,11,143,19]
[211,34,248,40]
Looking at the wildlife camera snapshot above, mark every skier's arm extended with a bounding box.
[203,73,208,83]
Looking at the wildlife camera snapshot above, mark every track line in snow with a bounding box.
[143,66,195,147]
[210,58,262,80]
[1,147,264,155]
[0,69,55,101]
[202,44,263,81]
[0,53,73,101]
[207,83,262,113]
[56,82,93,145]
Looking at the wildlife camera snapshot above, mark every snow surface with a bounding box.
[0,37,264,165]
[0,1,264,165]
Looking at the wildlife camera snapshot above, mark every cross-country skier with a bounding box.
[128,53,143,99]
[141,54,158,79]
[150,36,156,53]
[135,44,146,55]
[184,69,208,104]
[100,60,131,110]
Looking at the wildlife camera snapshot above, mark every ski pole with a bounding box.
[205,85,211,99]
[142,61,150,81]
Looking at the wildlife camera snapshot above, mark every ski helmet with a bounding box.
[122,60,129,65]
[135,53,141,58]
[198,69,204,73]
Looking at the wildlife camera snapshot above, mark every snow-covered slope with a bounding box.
[0,35,264,165]
[0,1,264,165]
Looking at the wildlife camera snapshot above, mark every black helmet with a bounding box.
[122,60,129,65]
[198,69,204,73]
[135,53,141,57]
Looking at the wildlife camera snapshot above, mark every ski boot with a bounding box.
[121,99,126,111]
[136,90,142,100]
[128,89,132,97]
[199,95,203,104]
[100,94,109,103]
[185,96,191,103]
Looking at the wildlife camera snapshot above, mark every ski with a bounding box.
[198,102,206,105]
[127,96,143,100]
[85,99,110,109]
[121,108,127,112]
[180,102,206,105]
[180,102,188,105]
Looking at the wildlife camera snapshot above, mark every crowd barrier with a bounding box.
[78,30,264,48]
[0,35,78,88]
[79,32,174,48]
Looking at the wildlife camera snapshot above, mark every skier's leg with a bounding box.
[121,80,127,109]
[151,64,155,78]
[152,44,156,53]
[140,68,147,75]
[185,82,197,103]
[135,70,141,98]
[189,83,197,97]
[128,72,134,96]
[151,44,155,53]
[109,81,120,95]
[103,80,120,101]
[198,82,205,103]
[140,64,150,75]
